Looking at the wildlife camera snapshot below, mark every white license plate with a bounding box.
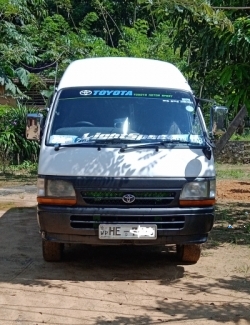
[98,224,157,240]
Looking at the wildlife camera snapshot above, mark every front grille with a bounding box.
[70,215,185,230]
[81,191,176,206]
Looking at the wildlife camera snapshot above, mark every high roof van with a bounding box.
[26,57,226,263]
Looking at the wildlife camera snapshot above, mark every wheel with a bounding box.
[176,244,201,263]
[74,121,95,127]
[42,240,64,262]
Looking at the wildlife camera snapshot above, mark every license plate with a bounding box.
[98,224,157,240]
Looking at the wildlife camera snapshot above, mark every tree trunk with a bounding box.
[214,105,248,157]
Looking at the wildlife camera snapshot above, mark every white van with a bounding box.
[26,57,225,263]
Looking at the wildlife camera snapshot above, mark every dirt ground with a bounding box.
[0,179,249,325]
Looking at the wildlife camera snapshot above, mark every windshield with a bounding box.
[46,87,205,146]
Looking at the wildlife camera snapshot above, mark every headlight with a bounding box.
[180,180,215,206]
[37,178,76,205]
[46,180,75,197]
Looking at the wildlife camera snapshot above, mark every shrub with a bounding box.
[0,104,41,168]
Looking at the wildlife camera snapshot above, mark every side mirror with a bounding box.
[210,106,228,136]
[26,113,44,141]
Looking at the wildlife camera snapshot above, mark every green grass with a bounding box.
[216,163,250,179]
[230,133,250,141]
[216,168,246,179]
[0,161,37,187]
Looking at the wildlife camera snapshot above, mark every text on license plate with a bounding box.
[98,224,157,240]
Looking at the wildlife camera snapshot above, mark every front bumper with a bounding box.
[38,205,214,245]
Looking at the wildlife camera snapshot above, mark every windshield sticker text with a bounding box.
[134,93,174,98]
[79,133,204,144]
[93,90,133,96]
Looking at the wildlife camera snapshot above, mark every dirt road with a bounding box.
[0,180,249,325]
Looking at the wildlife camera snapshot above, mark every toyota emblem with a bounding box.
[122,194,136,204]
[80,90,92,96]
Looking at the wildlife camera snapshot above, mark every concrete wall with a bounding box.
[215,141,250,164]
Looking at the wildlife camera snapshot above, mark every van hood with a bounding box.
[38,146,215,177]
[38,146,215,178]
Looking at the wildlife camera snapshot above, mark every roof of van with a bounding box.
[58,57,191,91]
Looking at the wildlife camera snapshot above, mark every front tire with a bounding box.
[177,244,201,263]
[42,240,64,262]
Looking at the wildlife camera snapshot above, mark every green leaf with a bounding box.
[220,67,233,86]
[15,68,30,87]
[5,80,17,94]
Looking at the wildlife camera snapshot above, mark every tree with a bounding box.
[141,0,250,117]
[46,0,148,46]
[0,0,48,95]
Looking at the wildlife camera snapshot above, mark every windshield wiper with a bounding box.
[119,142,161,152]
[119,139,193,152]
[53,141,97,151]
[53,138,145,151]
[52,137,201,152]
[52,138,145,151]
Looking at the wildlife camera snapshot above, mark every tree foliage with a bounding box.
[143,0,250,114]
[0,0,48,95]
[1,0,250,119]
